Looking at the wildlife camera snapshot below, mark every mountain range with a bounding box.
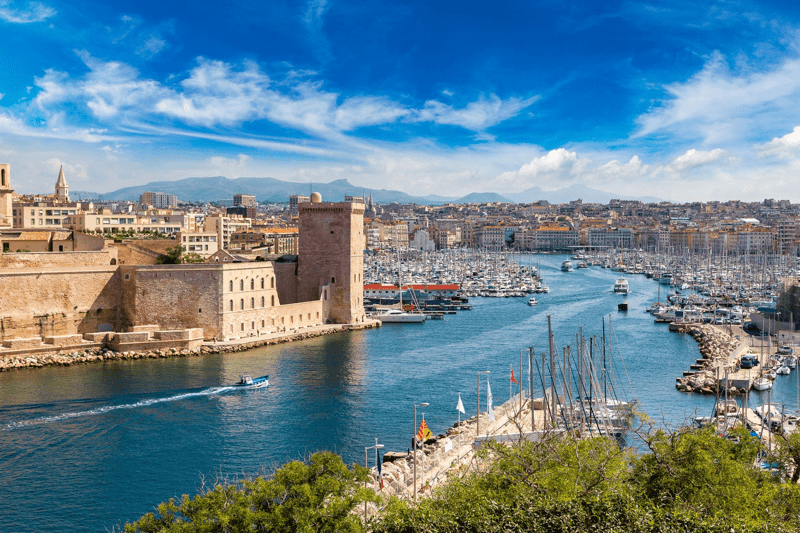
[70,176,662,205]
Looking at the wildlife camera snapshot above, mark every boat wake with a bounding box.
[3,386,236,430]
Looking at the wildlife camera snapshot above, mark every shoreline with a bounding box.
[0,320,381,372]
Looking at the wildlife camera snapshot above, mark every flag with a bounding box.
[486,378,495,421]
[510,365,518,384]
[416,418,433,442]
[456,393,465,414]
[377,452,384,491]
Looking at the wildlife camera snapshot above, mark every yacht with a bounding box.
[613,278,630,294]
[561,259,573,272]
[528,297,538,306]
[375,308,426,323]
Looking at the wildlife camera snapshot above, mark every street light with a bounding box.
[477,370,491,437]
[364,438,385,525]
[413,402,429,501]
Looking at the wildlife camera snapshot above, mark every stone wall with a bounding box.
[219,299,323,341]
[0,266,121,339]
[111,240,173,265]
[119,264,223,340]
[0,249,117,268]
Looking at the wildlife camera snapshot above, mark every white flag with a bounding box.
[456,393,465,414]
[486,378,495,421]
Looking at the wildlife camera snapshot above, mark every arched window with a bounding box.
[271,277,274,288]
[250,279,254,290]
[1,168,5,187]
[230,300,233,311]
[229,280,233,291]
[271,295,275,306]
[240,280,244,291]
[261,296,265,307]
[261,278,264,289]
[240,299,244,310]
[250,297,254,309]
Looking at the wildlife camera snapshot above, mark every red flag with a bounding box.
[510,365,518,384]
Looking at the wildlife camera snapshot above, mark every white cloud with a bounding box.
[208,154,251,168]
[756,126,800,158]
[636,50,800,145]
[666,148,727,172]
[518,148,578,175]
[0,0,55,23]
[416,94,538,131]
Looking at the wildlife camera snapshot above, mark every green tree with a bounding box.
[157,245,186,264]
[124,451,376,533]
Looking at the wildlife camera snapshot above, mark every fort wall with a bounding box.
[0,266,121,339]
[0,250,117,269]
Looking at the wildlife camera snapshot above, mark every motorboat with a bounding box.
[528,297,538,306]
[561,260,573,272]
[613,278,630,294]
[375,308,426,323]
[235,374,269,388]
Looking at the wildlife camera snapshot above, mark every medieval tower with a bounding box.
[55,165,69,203]
[0,164,12,228]
[297,193,365,324]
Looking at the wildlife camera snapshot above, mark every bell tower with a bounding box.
[55,165,69,203]
[0,164,12,228]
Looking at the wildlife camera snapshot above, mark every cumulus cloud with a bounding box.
[518,148,578,175]
[0,0,55,23]
[636,50,800,145]
[208,153,251,168]
[756,126,800,158]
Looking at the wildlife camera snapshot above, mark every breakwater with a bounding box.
[674,324,746,394]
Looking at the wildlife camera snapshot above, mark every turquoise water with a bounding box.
[0,254,794,532]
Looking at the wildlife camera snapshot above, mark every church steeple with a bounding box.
[55,165,69,203]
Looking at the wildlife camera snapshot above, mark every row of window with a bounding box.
[230,295,276,310]
[229,277,274,291]
[229,312,321,332]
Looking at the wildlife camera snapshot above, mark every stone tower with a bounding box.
[0,163,12,228]
[297,193,365,324]
[55,165,69,203]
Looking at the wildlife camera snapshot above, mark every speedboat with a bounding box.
[528,297,538,306]
[235,374,269,388]
[561,260,573,272]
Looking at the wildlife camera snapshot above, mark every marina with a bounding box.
[2,253,800,532]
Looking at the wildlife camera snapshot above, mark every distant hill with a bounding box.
[70,176,662,205]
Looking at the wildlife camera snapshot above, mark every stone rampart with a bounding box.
[0,250,117,269]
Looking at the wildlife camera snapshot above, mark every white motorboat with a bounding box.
[528,297,538,306]
[375,308,426,323]
[613,278,630,294]
[561,260,573,272]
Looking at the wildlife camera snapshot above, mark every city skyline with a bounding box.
[2,0,800,201]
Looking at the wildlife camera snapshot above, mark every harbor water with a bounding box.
[1,254,796,533]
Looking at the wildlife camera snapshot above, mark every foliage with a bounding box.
[157,245,188,264]
[124,451,376,533]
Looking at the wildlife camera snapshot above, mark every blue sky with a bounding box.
[3,0,800,201]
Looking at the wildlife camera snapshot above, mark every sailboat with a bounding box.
[375,256,426,323]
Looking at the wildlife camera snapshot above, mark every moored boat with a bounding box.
[375,308,426,323]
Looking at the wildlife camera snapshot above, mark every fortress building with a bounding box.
[0,180,366,348]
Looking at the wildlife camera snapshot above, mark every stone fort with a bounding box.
[0,167,365,350]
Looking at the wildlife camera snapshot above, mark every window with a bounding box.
[240,299,244,310]
[229,280,233,291]
[251,321,255,329]
[261,320,265,327]
[240,280,244,291]
[261,278,264,289]
[331,277,336,284]
[271,295,275,306]
[261,296,265,307]
[250,297,254,309]
[250,279,254,290]
[230,300,233,311]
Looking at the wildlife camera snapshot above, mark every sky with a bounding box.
[2,0,800,202]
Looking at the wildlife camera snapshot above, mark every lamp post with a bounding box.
[477,370,490,437]
[413,402,429,501]
[364,438,384,525]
